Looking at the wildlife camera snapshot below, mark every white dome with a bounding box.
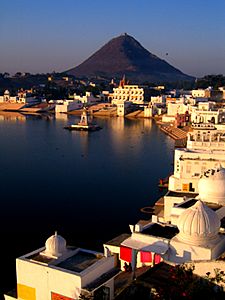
[4,90,10,95]
[177,200,220,245]
[44,231,67,258]
[198,167,225,205]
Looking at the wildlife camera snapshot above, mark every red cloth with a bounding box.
[140,251,152,263]
[154,254,162,264]
[51,292,73,300]
[120,246,132,262]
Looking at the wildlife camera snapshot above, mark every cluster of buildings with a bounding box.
[161,87,225,127]
[4,121,225,299]
[1,77,225,124]
[0,89,39,105]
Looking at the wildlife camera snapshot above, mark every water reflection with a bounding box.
[109,117,154,155]
[0,111,55,123]
[143,118,153,129]
[55,112,68,121]
[0,111,26,122]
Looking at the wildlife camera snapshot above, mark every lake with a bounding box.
[0,112,174,296]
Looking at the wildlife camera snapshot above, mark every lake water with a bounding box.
[0,112,174,296]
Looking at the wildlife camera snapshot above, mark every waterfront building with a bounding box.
[162,98,225,125]
[74,92,99,105]
[0,89,38,104]
[0,90,17,103]
[111,77,150,105]
[162,98,189,123]
[17,90,38,104]
[174,111,190,127]
[190,105,225,124]
[144,103,154,118]
[116,100,132,116]
[52,99,83,113]
[112,84,145,105]
[104,167,225,272]
[164,167,225,261]
[167,101,189,116]
[168,123,225,194]
[4,232,119,300]
[168,147,225,193]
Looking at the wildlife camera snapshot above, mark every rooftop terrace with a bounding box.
[141,223,179,239]
[176,199,222,211]
[166,191,198,198]
[105,233,131,247]
[56,250,102,273]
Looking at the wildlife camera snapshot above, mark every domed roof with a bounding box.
[4,90,10,95]
[44,231,67,258]
[198,167,225,205]
[177,200,220,245]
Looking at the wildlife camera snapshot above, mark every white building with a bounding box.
[191,106,225,124]
[112,85,145,105]
[104,167,225,270]
[4,232,119,300]
[191,88,210,98]
[116,100,132,116]
[0,90,17,103]
[168,124,225,194]
[163,99,224,125]
[53,100,83,113]
[17,90,38,104]
[164,168,225,262]
[0,90,37,104]
[144,104,154,118]
[74,92,99,105]
[167,102,189,116]
[150,95,166,105]
[161,97,189,123]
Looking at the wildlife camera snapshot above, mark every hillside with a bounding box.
[66,34,194,83]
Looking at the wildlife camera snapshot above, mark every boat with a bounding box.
[158,177,169,189]
[64,108,102,131]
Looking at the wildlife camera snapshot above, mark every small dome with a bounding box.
[177,200,220,245]
[4,90,10,95]
[45,231,67,258]
[198,167,225,205]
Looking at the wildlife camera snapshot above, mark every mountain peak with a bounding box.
[66,34,193,83]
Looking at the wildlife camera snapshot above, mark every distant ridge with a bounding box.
[66,33,194,83]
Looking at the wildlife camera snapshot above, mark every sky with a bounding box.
[0,0,225,78]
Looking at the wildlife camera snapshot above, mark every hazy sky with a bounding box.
[0,0,225,77]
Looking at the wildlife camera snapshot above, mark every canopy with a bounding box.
[121,238,168,255]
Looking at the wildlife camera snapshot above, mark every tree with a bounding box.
[155,264,225,300]
[14,72,22,78]
[195,74,225,89]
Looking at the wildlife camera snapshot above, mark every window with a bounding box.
[186,164,191,174]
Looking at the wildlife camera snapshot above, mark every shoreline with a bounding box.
[0,103,189,144]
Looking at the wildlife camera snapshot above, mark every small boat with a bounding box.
[158,177,169,189]
[64,108,102,131]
